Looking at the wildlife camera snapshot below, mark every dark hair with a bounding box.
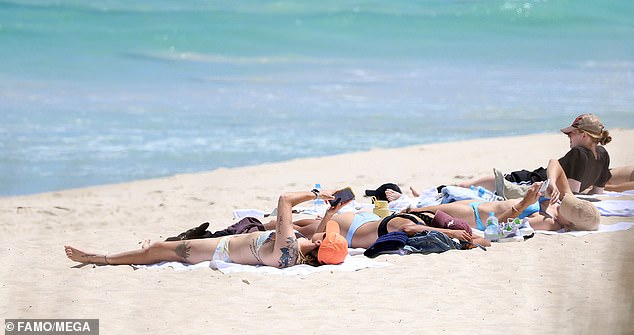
[300,248,321,267]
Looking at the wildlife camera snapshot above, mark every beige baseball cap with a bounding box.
[560,114,604,138]
[558,194,600,231]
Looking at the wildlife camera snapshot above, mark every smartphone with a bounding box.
[329,187,355,207]
[539,179,550,195]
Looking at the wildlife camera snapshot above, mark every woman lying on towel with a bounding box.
[65,191,348,268]
[273,160,599,249]
[409,160,600,232]
[265,199,492,249]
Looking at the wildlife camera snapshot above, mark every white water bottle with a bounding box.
[484,212,501,242]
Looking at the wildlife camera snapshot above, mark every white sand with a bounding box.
[1,130,633,334]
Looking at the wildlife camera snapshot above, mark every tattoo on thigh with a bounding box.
[175,242,191,260]
[278,237,298,268]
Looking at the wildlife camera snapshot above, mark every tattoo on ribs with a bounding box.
[249,244,264,263]
[250,233,274,263]
[175,242,191,260]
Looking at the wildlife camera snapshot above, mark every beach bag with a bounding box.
[165,222,213,241]
[493,168,533,199]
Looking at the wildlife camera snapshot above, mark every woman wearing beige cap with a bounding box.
[410,159,601,232]
[458,114,612,196]
[558,114,612,194]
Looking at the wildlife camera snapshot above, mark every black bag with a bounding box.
[504,167,548,184]
[165,217,266,241]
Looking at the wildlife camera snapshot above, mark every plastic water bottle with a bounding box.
[484,212,501,242]
[313,183,326,213]
[470,185,500,202]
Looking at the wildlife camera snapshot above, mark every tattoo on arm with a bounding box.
[278,237,298,268]
[174,242,191,260]
[276,218,284,232]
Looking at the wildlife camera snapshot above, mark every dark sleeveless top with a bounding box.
[558,146,611,191]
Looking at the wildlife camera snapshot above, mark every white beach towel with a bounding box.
[536,221,634,237]
[210,254,389,276]
[602,190,634,197]
[132,248,389,275]
[594,200,634,217]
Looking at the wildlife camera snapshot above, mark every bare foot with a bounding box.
[410,186,420,197]
[64,245,106,264]
[385,189,402,202]
[140,239,151,249]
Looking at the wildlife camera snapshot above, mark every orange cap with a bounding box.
[317,220,348,265]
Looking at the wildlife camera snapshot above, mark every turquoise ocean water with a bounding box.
[1,0,633,196]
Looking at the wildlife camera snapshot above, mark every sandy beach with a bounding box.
[1,130,633,335]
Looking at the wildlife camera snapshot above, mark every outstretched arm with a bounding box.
[398,222,473,242]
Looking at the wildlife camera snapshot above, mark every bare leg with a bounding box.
[608,166,634,184]
[457,175,496,191]
[65,239,219,266]
[605,166,634,192]
[605,181,634,192]
[385,187,422,201]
